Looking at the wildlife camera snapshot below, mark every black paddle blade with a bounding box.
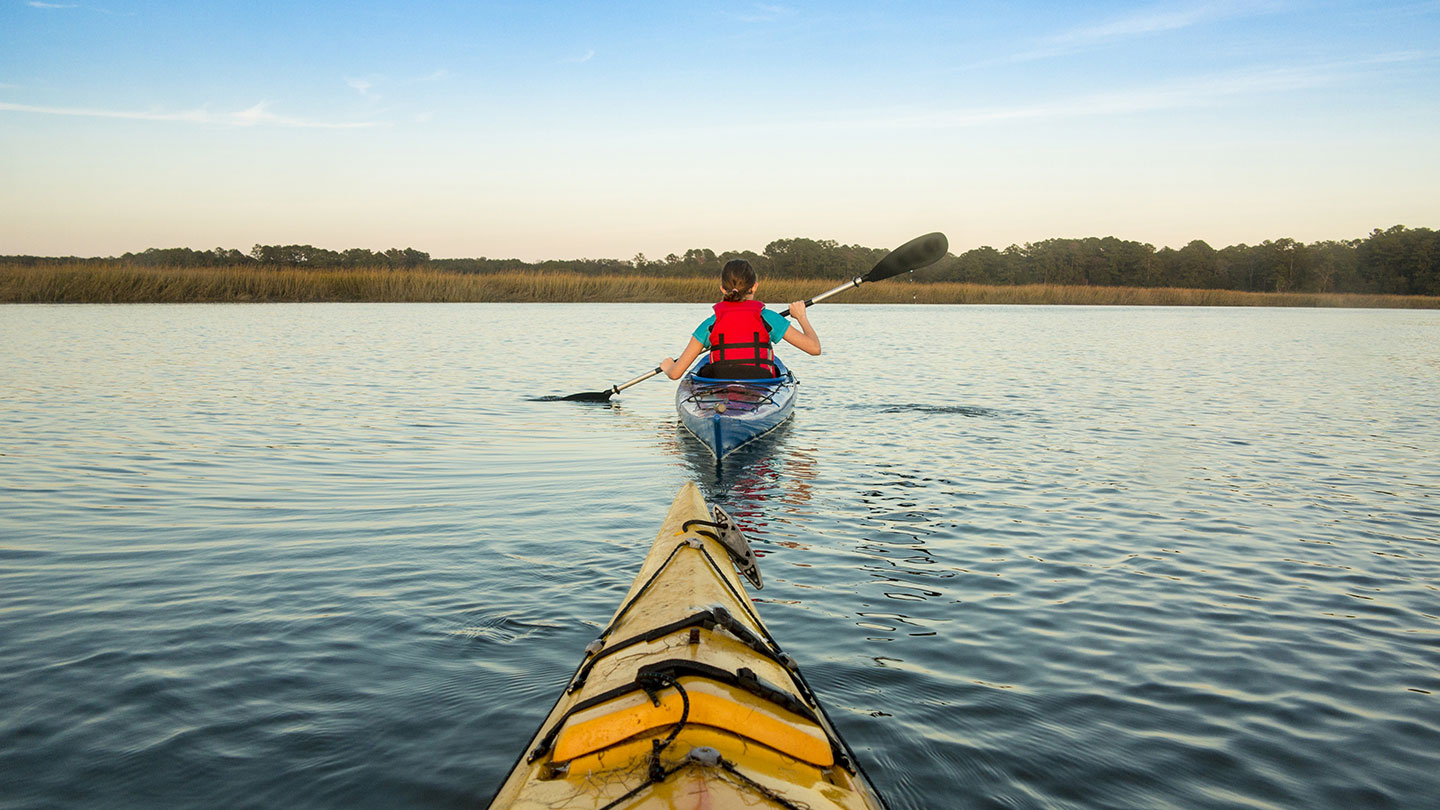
[864,232,948,283]
[553,390,615,402]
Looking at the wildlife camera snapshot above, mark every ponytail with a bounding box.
[720,259,756,302]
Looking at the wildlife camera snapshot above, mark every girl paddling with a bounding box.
[660,259,821,380]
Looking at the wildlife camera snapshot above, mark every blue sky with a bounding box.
[2,1,1437,260]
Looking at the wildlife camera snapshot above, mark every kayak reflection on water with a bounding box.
[659,419,817,547]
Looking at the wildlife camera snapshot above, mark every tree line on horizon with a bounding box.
[3,225,1435,297]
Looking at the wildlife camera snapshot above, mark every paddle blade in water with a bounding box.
[555,390,615,402]
[865,232,948,282]
[545,368,659,403]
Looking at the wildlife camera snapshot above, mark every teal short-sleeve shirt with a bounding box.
[691,308,791,348]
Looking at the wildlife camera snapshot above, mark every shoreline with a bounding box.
[3,264,1437,308]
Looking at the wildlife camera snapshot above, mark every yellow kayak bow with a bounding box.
[486,482,888,810]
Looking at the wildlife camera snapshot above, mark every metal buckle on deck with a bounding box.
[709,503,763,590]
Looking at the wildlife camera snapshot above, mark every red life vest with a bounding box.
[707,299,778,377]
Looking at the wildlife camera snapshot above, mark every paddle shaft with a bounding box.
[777,277,863,318]
[609,366,665,397]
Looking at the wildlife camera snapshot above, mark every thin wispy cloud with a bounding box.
[1049,5,1226,46]
[27,1,133,14]
[344,70,450,99]
[0,99,379,128]
[0,101,210,123]
[346,77,377,97]
[564,49,596,64]
[1003,1,1289,64]
[842,52,1432,131]
[228,101,377,128]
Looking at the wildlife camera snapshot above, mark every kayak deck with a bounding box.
[486,483,885,810]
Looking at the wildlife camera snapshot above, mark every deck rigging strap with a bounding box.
[531,657,828,764]
[681,379,784,407]
[568,606,787,692]
[679,519,723,539]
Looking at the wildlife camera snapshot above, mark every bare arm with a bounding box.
[781,301,821,355]
[660,337,706,379]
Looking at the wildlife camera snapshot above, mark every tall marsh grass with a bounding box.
[3,263,1436,308]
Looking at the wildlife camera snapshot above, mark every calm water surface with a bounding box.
[2,303,1438,809]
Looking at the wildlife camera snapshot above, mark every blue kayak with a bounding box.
[676,357,798,459]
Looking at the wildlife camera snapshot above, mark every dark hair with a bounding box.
[720,259,756,302]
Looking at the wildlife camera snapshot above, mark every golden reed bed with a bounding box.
[3,264,1436,308]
